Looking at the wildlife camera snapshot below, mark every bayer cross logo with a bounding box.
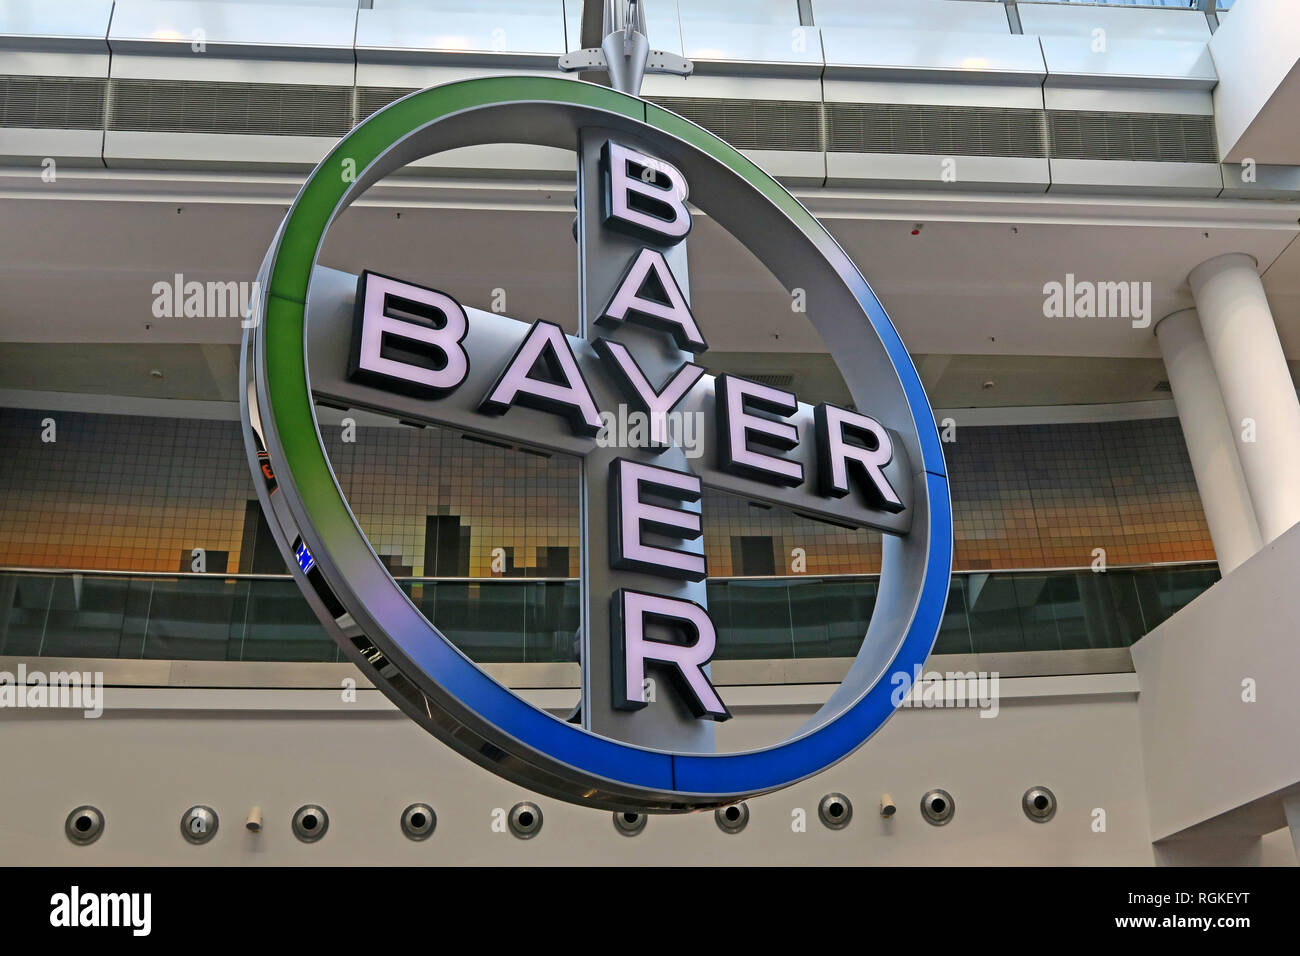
[338,136,909,733]
[241,76,951,810]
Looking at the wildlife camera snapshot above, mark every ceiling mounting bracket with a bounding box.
[557,0,692,95]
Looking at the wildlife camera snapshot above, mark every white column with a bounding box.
[1189,252,1300,544]
[1155,310,1263,574]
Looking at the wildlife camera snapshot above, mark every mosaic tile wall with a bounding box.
[322,422,580,577]
[945,418,1214,569]
[0,408,1215,576]
[0,411,250,572]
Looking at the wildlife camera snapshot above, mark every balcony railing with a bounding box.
[0,562,1219,665]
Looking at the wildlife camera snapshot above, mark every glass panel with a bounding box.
[240,578,336,662]
[965,573,1026,653]
[817,578,877,659]
[37,575,131,659]
[1042,573,1087,648]
[1012,574,1063,652]
[425,581,528,663]
[712,579,795,660]
[0,573,54,656]
[1138,564,1220,630]
[932,577,973,655]
[523,581,579,663]
[139,577,242,661]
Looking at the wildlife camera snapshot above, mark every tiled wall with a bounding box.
[0,412,250,573]
[946,418,1213,569]
[324,421,580,577]
[0,407,1215,576]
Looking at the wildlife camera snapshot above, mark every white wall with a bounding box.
[1133,521,1300,843]
[0,676,1160,865]
[1209,0,1300,162]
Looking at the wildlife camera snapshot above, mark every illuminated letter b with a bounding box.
[602,141,691,244]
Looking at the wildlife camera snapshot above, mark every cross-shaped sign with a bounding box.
[301,128,914,753]
[241,74,949,811]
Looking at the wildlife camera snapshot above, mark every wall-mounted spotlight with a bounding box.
[920,789,955,826]
[1022,786,1057,823]
[180,805,218,845]
[818,793,853,830]
[400,803,437,841]
[65,806,104,846]
[291,805,329,843]
[612,810,647,836]
[508,802,543,839]
[715,803,749,834]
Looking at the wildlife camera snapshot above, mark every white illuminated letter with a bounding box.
[612,590,728,720]
[603,141,691,243]
[814,403,903,513]
[594,339,705,449]
[715,374,804,487]
[479,320,603,436]
[598,248,706,352]
[348,271,469,396]
[609,459,705,581]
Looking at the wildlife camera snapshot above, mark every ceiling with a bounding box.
[0,167,1298,411]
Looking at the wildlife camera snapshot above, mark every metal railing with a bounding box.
[0,562,1219,665]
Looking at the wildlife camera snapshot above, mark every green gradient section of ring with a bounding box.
[263,77,645,531]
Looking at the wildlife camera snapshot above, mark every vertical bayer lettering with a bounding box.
[608,459,705,581]
[602,142,729,722]
[601,141,692,244]
[611,589,728,720]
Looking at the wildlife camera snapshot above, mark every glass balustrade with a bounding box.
[0,562,1219,665]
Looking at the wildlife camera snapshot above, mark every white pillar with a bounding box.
[1189,252,1300,544]
[1155,310,1263,574]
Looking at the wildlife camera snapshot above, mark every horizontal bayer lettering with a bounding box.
[321,268,912,534]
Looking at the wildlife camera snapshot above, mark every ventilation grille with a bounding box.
[107,78,353,137]
[827,103,1047,157]
[737,372,795,389]
[0,76,1223,168]
[1048,111,1218,164]
[357,86,416,123]
[0,75,106,129]
[650,97,823,151]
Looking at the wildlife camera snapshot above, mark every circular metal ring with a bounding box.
[65,806,104,845]
[400,803,437,840]
[243,76,952,812]
[291,804,329,843]
[715,803,750,834]
[818,792,853,830]
[612,810,648,836]
[920,789,955,826]
[180,805,219,844]
[508,802,543,839]
[1022,786,1057,823]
